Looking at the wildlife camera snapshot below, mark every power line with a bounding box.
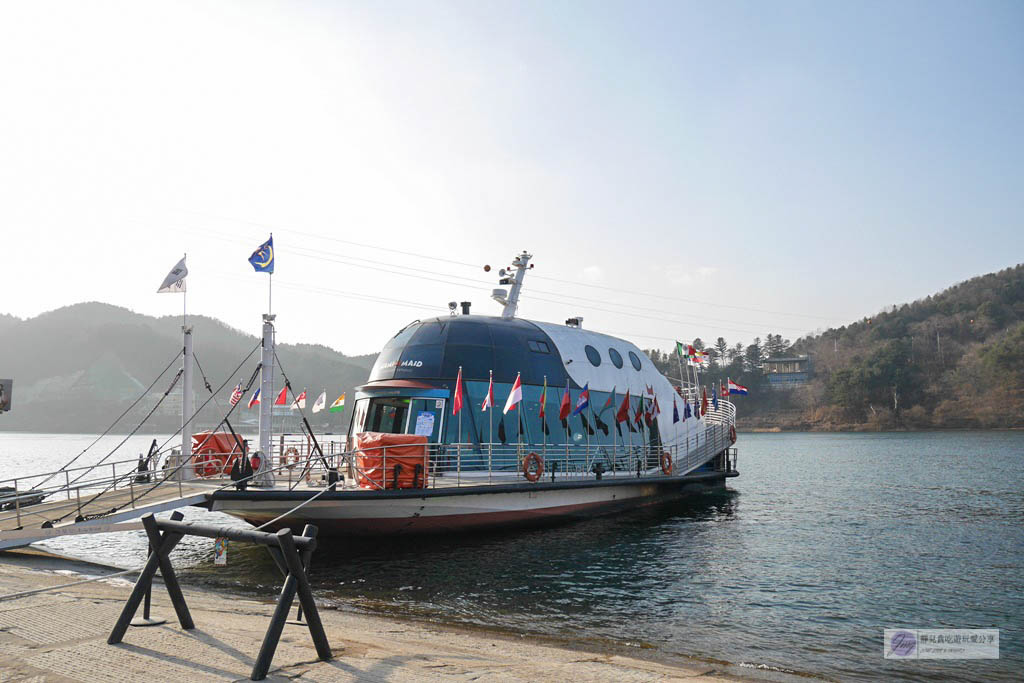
[166,208,839,322]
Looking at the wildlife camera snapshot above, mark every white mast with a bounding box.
[257,314,276,457]
[180,253,195,479]
[492,251,532,318]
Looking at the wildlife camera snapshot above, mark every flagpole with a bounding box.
[611,388,617,470]
[585,388,591,473]
[488,370,493,470]
[541,376,547,463]
[457,366,462,473]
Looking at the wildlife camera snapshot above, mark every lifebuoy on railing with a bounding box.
[660,451,673,475]
[250,453,262,472]
[729,425,737,444]
[523,452,544,482]
[283,446,300,469]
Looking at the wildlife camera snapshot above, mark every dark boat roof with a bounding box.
[366,315,572,387]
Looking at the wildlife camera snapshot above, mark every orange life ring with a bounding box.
[660,451,673,475]
[523,452,544,482]
[283,446,300,469]
[195,453,222,477]
[729,425,737,444]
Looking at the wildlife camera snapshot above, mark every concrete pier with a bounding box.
[0,550,744,682]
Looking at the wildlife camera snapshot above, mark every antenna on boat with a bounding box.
[489,251,532,318]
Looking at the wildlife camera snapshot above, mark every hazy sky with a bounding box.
[1,1,1021,356]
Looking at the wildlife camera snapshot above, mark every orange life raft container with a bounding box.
[354,432,429,490]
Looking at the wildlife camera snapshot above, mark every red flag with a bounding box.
[539,377,548,419]
[274,387,288,405]
[700,387,709,416]
[634,397,644,425]
[615,390,631,422]
[558,385,571,420]
[452,367,464,415]
[503,373,523,414]
[721,382,728,398]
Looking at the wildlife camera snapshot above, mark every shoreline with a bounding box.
[0,546,798,682]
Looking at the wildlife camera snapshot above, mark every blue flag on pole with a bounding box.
[249,236,274,273]
[712,388,719,410]
[571,383,590,417]
[672,397,680,424]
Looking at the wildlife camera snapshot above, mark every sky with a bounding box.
[1,0,1021,356]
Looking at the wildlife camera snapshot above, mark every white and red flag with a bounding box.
[290,389,307,410]
[503,373,523,414]
[481,371,495,412]
[228,383,243,407]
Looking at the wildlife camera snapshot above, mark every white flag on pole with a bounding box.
[311,391,327,414]
[157,257,188,293]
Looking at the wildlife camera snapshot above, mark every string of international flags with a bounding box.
[173,233,750,424]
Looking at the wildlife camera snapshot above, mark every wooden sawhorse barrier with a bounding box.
[108,511,332,680]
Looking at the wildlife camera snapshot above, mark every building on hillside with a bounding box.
[762,354,812,389]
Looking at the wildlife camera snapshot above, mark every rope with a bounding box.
[50,342,260,523]
[33,350,182,491]
[65,368,183,488]
[0,567,143,603]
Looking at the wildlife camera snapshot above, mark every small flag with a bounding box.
[157,256,188,293]
[645,384,654,396]
[651,396,661,419]
[247,388,261,409]
[683,398,692,419]
[329,393,346,413]
[290,389,307,410]
[312,391,327,414]
[571,383,590,417]
[503,373,523,414]
[700,388,709,416]
[482,371,495,412]
[228,383,243,407]
[672,397,680,424]
[559,385,571,420]
[721,381,728,398]
[675,340,686,357]
[274,387,288,406]
[600,387,616,415]
[712,388,719,411]
[248,235,274,273]
[727,379,749,396]
[615,390,631,423]
[453,367,464,416]
[539,376,548,419]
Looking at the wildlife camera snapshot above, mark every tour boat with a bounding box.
[206,251,738,534]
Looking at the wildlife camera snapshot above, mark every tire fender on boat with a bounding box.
[660,451,673,475]
[729,425,737,444]
[523,452,544,482]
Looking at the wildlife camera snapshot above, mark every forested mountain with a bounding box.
[0,303,376,433]
[645,264,1024,430]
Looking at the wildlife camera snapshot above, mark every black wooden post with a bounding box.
[141,512,194,630]
[251,529,302,680]
[108,512,187,644]
[281,526,331,661]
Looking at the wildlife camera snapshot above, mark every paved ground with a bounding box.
[0,550,749,682]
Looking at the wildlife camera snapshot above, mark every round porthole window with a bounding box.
[609,348,624,369]
[585,345,602,367]
[628,351,642,371]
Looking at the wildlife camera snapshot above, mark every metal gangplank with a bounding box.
[0,457,219,551]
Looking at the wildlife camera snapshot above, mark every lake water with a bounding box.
[1,430,1021,681]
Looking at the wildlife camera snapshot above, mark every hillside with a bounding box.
[645,264,1024,430]
[0,303,376,433]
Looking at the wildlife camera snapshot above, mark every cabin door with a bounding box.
[407,398,445,443]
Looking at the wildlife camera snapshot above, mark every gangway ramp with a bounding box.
[0,459,217,551]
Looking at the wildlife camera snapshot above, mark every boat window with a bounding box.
[609,348,624,368]
[528,340,550,353]
[628,351,642,371]
[365,397,411,435]
[383,323,420,350]
[447,320,492,345]
[585,345,601,367]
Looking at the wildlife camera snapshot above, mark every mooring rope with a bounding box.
[33,350,182,491]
